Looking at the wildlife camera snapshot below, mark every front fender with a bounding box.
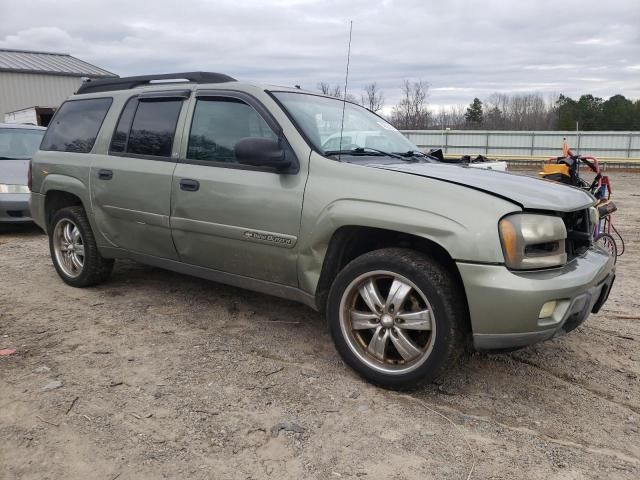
[296,154,521,296]
[297,199,468,294]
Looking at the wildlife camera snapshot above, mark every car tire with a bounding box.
[327,248,468,390]
[49,206,114,287]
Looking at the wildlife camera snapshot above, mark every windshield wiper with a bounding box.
[324,147,406,160]
[393,150,430,158]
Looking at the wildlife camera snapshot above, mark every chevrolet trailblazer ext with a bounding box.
[30,72,615,388]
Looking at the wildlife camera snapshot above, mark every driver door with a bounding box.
[170,92,307,286]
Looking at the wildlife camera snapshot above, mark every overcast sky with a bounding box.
[1,0,638,111]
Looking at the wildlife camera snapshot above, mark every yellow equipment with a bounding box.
[539,163,571,183]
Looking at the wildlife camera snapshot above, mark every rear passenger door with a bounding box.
[170,91,306,286]
[90,90,189,260]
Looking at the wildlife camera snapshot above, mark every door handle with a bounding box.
[97,169,113,180]
[179,178,200,192]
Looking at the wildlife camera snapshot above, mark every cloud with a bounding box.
[0,0,638,106]
[0,27,74,51]
[575,37,621,46]
[523,64,578,71]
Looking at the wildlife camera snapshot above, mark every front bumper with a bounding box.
[457,247,615,350]
[0,193,32,223]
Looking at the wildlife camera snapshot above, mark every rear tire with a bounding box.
[327,248,468,390]
[49,206,113,287]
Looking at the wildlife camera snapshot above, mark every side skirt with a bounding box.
[100,246,318,311]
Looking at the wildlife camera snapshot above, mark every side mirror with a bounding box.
[234,137,291,171]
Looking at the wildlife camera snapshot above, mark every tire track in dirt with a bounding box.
[435,403,640,466]
[506,353,640,415]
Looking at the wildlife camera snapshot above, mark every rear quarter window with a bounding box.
[40,98,112,153]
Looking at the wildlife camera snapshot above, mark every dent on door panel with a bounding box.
[102,205,170,228]
[90,155,179,259]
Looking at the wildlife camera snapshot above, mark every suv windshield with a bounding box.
[0,128,45,160]
[272,92,419,157]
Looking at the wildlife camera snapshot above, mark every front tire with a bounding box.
[327,248,468,389]
[49,206,114,287]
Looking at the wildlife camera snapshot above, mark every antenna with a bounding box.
[338,20,353,161]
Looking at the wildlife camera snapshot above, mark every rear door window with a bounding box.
[40,98,112,153]
[110,98,183,158]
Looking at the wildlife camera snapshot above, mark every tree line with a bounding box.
[317,81,640,131]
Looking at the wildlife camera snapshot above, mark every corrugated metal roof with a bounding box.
[0,49,116,78]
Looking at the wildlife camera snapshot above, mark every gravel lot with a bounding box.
[1,170,639,480]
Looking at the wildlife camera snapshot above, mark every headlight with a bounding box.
[499,213,567,270]
[0,184,30,194]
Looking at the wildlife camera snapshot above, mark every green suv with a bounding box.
[30,72,615,388]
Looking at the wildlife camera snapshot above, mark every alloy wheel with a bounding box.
[339,270,437,374]
[52,219,85,278]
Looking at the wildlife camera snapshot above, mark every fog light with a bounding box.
[539,301,557,319]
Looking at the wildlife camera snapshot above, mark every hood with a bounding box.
[0,160,30,185]
[372,162,594,212]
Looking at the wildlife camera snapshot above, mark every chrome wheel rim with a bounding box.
[339,270,437,375]
[53,219,85,278]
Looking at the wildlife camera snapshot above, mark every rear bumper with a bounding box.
[457,247,615,350]
[0,193,32,222]
[29,192,46,231]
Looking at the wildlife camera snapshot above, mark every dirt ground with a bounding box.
[1,170,639,480]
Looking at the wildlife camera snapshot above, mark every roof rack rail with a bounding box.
[76,71,236,94]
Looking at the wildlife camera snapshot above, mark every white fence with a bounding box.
[400,130,640,159]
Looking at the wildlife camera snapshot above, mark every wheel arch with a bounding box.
[41,175,99,237]
[313,226,469,320]
[44,189,84,232]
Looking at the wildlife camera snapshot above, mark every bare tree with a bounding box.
[318,82,342,98]
[484,93,509,129]
[481,92,558,130]
[318,82,331,95]
[432,105,465,129]
[317,82,358,103]
[361,82,385,112]
[390,80,430,129]
[320,80,561,130]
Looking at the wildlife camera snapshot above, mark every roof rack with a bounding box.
[76,71,236,94]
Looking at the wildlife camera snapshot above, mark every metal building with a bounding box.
[0,48,116,125]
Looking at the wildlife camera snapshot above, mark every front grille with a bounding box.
[562,209,592,261]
